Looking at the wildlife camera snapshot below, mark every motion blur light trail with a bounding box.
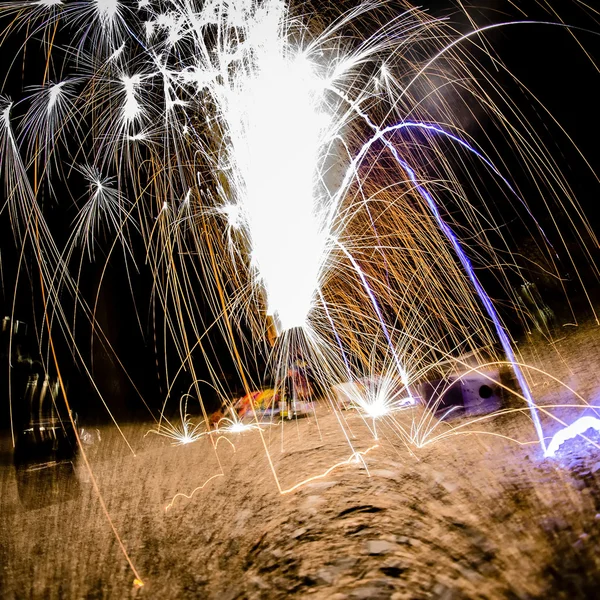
[545,416,600,458]
[336,118,547,448]
[1,0,600,586]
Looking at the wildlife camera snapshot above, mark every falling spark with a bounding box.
[2,0,600,555]
[165,473,225,512]
[280,445,379,495]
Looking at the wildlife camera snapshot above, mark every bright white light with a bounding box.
[223,42,333,332]
[108,42,126,62]
[1,101,12,135]
[70,165,128,260]
[362,399,391,419]
[228,422,250,433]
[95,0,120,25]
[147,421,206,446]
[346,376,415,420]
[47,81,66,114]
[216,420,256,434]
[545,416,600,457]
[121,74,143,123]
[34,0,62,7]
[128,132,146,141]
[144,21,154,41]
[221,203,243,229]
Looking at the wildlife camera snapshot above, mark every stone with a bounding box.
[365,540,396,555]
[291,528,307,539]
[349,580,395,599]
[331,557,359,570]
[432,583,457,600]
[249,575,269,590]
[314,569,336,585]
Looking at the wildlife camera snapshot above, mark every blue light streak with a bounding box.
[338,120,547,451]
[545,416,600,458]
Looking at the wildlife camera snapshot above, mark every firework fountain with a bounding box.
[1,0,600,585]
[2,0,599,446]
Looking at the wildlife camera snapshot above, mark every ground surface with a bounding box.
[2,324,600,599]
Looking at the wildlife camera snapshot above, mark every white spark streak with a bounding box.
[1,101,13,140]
[47,81,66,114]
[121,74,143,123]
[95,0,120,25]
[35,0,62,7]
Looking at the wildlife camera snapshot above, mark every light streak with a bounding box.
[166,444,379,510]
[545,416,600,458]
[1,0,597,418]
[121,74,144,123]
[165,473,225,512]
[221,46,333,333]
[46,81,65,113]
[333,117,547,448]
[2,0,600,561]
[280,445,379,495]
[348,377,414,421]
[382,127,547,452]
[146,420,206,446]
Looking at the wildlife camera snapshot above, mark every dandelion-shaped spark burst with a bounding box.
[350,376,414,419]
[147,393,207,445]
[2,0,600,460]
[67,165,131,261]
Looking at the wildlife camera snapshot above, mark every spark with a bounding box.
[150,393,209,446]
[66,166,131,261]
[108,42,126,62]
[1,98,14,136]
[121,74,144,123]
[127,132,146,141]
[280,445,379,495]
[348,376,415,420]
[47,81,66,113]
[95,0,120,27]
[221,203,243,230]
[2,0,600,566]
[222,46,333,332]
[165,473,225,512]
[214,417,270,435]
[146,420,206,446]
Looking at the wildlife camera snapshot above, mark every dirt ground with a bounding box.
[2,324,600,599]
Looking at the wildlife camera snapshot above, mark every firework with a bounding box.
[2,0,600,585]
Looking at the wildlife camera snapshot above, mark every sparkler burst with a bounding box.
[2,0,600,585]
